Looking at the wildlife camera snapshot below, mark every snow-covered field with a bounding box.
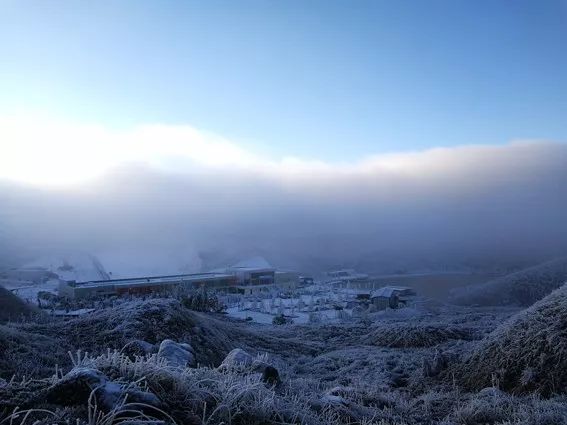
[224,287,359,324]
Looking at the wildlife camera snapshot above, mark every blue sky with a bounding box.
[1,0,566,162]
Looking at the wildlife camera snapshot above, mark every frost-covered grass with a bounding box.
[1,294,567,424]
[364,323,478,348]
[454,284,567,396]
[3,352,567,425]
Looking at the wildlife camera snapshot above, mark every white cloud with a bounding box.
[4,113,559,189]
[0,114,272,186]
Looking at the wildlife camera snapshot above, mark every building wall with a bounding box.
[60,274,239,299]
[275,271,299,290]
[372,297,391,310]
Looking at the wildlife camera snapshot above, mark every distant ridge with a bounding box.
[451,257,567,307]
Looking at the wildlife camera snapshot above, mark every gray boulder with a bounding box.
[220,349,281,385]
[122,339,156,357]
[220,348,254,369]
[157,339,196,368]
[44,367,161,411]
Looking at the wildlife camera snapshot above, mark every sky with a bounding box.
[1,0,566,165]
[1,1,567,272]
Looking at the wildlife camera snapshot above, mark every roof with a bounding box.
[371,286,416,298]
[69,272,234,288]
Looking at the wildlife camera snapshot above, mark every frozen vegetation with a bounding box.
[1,259,567,424]
[451,257,567,307]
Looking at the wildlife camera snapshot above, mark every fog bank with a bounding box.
[1,139,566,273]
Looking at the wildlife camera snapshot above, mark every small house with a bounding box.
[370,286,416,310]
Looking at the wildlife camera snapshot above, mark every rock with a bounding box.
[157,339,196,368]
[44,367,161,412]
[122,339,156,357]
[220,348,254,369]
[321,394,348,406]
[45,367,107,405]
[326,386,356,398]
[220,349,281,385]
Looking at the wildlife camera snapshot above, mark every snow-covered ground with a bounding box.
[224,289,354,324]
[226,305,350,324]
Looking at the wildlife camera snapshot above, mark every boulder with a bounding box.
[44,367,161,411]
[326,386,356,398]
[220,348,254,369]
[121,339,156,357]
[157,339,196,368]
[320,394,348,406]
[219,349,281,385]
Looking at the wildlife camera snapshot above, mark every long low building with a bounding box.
[59,256,300,299]
[59,272,237,299]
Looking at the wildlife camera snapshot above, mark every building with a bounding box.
[275,270,300,291]
[59,256,300,299]
[59,272,237,299]
[370,286,416,310]
[327,269,370,289]
[222,257,299,295]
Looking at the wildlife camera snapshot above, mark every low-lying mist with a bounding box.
[1,140,566,274]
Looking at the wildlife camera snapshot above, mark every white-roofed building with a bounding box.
[370,286,416,309]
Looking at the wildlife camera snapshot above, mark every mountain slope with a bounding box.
[455,283,567,395]
[451,257,567,306]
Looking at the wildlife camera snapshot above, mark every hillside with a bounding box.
[451,257,567,306]
[2,296,567,424]
[0,285,36,322]
[454,283,567,395]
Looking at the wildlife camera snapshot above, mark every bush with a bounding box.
[272,314,292,325]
